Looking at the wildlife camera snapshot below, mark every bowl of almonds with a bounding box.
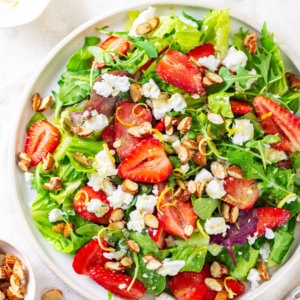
[0,240,35,299]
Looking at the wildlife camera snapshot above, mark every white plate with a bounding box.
[9,1,300,299]
[0,0,50,28]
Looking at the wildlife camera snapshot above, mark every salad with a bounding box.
[17,6,300,300]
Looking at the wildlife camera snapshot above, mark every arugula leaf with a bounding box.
[218,66,261,92]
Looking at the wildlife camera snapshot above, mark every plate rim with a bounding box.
[8,0,300,299]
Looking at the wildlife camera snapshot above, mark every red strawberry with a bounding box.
[156,50,206,95]
[222,176,259,210]
[118,138,172,183]
[25,119,60,166]
[187,43,215,60]
[253,96,300,153]
[72,238,109,275]
[169,265,211,300]
[73,186,112,224]
[89,266,146,299]
[157,186,197,240]
[114,101,152,159]
[101,124,115,150]
[256,207,291,236]
[94,36,131,69]
[230,99,253,114]
[148,223,167,249]
[225,277,246,298]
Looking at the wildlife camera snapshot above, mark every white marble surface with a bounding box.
[0,0,299,299]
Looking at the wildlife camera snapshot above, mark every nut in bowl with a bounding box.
[0,240,35,299]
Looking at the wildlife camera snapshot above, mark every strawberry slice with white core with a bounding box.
[118,138,172,183]
[254,96,300,153]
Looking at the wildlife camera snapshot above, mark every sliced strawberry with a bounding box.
[253,96,300,153]
[230,99,253,114]
[169,265,211,300]
[24,119,60,166]
[157,187,197,239]
[156,50,206,95]
[101,124,115,150]
[222,176,259,210]
[94,36,131,69]
[72,238,109,275]
[187,43,215,60]
[114,101,152,159]
[89,266,146,299]
[118,138,172,183]
[73,186,112,224]
[225,277,246,298]
[148,223,167,249]
[256,207,291,237]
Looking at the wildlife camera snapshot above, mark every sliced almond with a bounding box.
[38,95,53,112]
[130,82,142,102]
[44,177,63,191]
[42,289,63,300]
[177,116,192,134]
[71,126,93,137]
[143,214,159,229]
[126,240,140,253]
[31,93,41,112]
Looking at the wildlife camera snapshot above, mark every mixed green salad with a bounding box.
[18,6,300,300]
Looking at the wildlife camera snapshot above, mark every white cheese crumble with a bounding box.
[151,93,187,120]
[142,78,161,99]
[103,249,126,261]
[205,178,226,199]
[83,112,109,131]
[204,217,229,235]
[135,194,157,214]
[86,198,109,217]
[127,210,145,232]
[129,6,156,36]
[48,208,64,222]
[259,242,270,262]
[197,55,221,72]
[195,168,214,183]
[107,185,134,209]
[247,268,261,289]
[157,259,185,276]
[222,46,248,72]
[231,119,254,145]
[265,228,275,240]
[93,73,130,97]
[247,232,258,245]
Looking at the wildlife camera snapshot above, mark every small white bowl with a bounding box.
[0,240,36,299]
[0,0,50,28]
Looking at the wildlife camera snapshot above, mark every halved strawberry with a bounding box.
[89,266,146,300]
[72,238,109,275]
[156,50,206,95]
[157,186,197,239]
[118,138,172,183]
[73,186,112,224]
[230,99,253,114]
[222,176,259,210]
[256,207,291,237]
[94,36,131,69]
[253,96,300,153]
[114,101,152,159]
[187,43,215,60]
[24,119,60,166]
[169,265,212,300]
